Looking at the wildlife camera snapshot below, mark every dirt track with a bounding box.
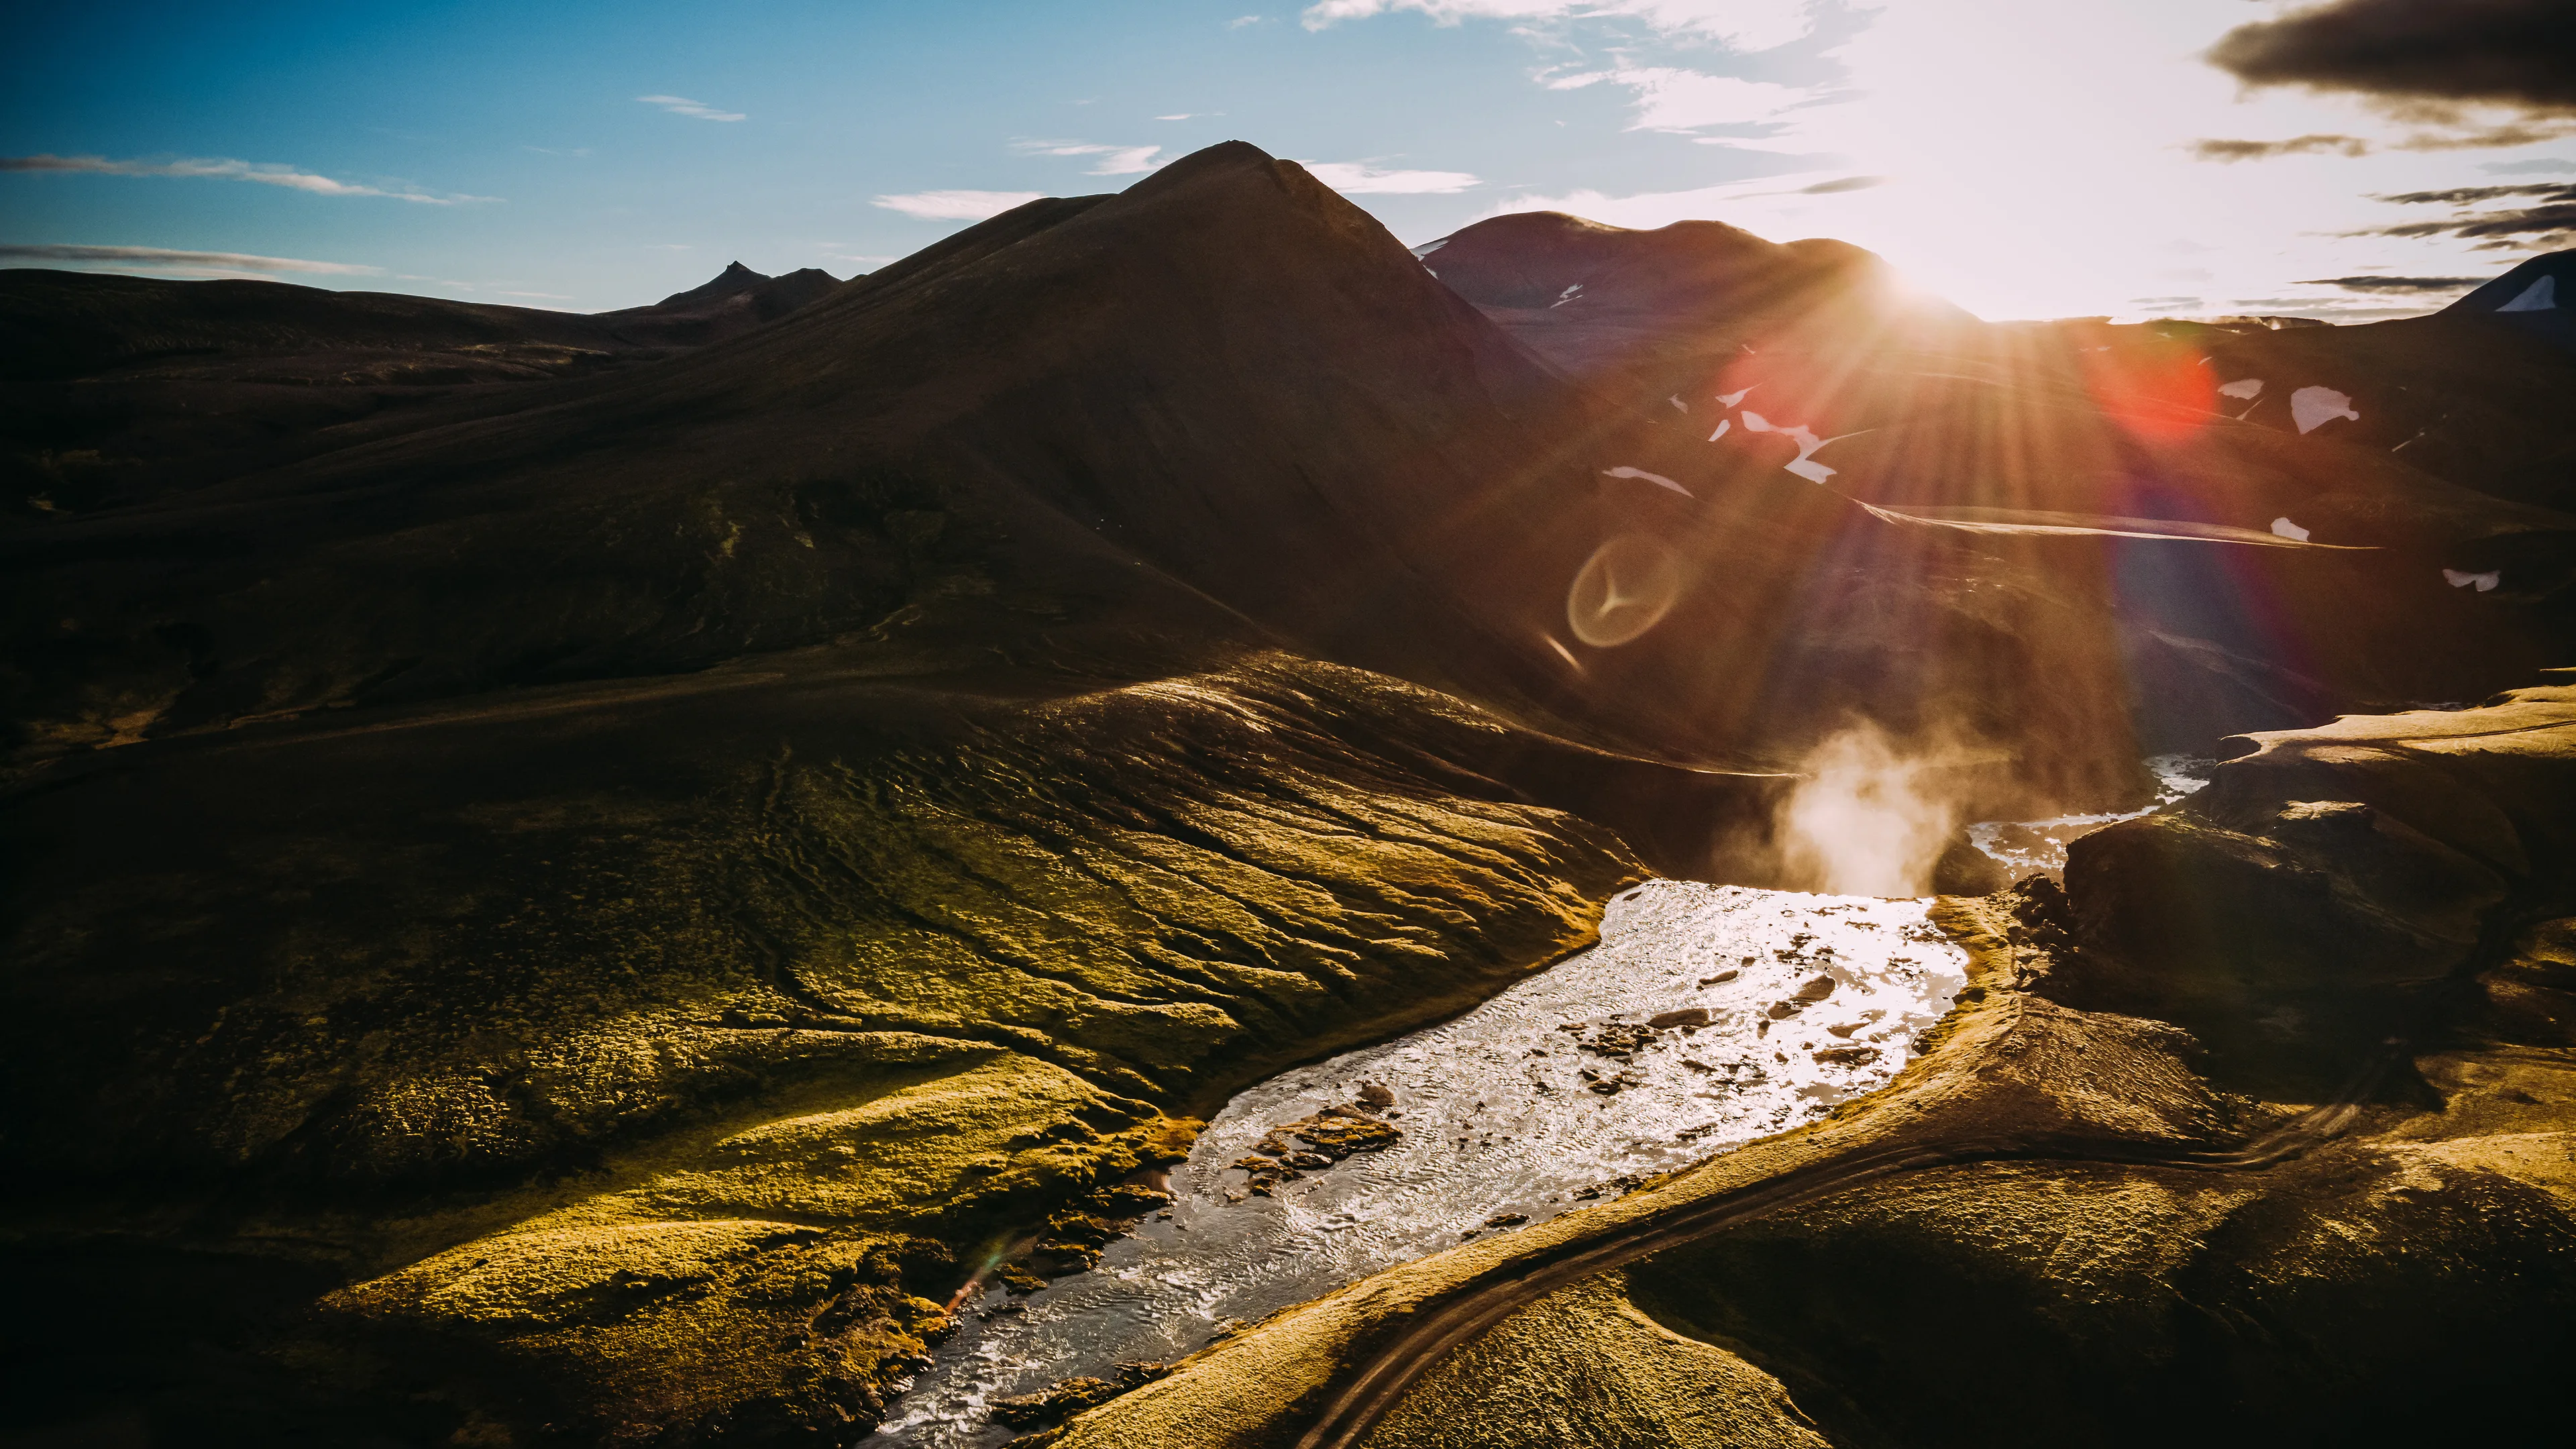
[1287,1036,2400,1449]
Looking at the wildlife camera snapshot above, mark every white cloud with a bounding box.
[637,94,747,122]
[1302,160,1484,193]
[1302,0,1816,51]
[1014,139,1166,175]
[0,153,492,203]
[871,189,1047,221]
[1460,1,2563,323]
[0,243,382,276]
[1548,66,1818,132]
[1473,172,1830,230]
[1228,14,1265,27]
[1156,112,1223,120]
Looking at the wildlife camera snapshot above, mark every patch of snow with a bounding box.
[1668,395,1688,413]
[1716,386,1756,407]
[1410,237,1450,259]
[2218,378,2264,400]
[1552,283,1583,309]
[1602,466,1693,498]
[2290,385,2359,435]
[2270,517,2310,542]
[1739,411,1864,486]
[2498,274,2557,313]
[1708,420,1731,441]
[2444,568,2502,592]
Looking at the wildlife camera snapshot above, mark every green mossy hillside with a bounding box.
[0,651,1646,1442]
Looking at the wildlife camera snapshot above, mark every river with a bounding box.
[874,879,1972,1444]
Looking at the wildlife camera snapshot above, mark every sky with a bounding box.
[4,0,2570,321]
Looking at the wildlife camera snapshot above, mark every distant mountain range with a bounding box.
[5,143,2573,810]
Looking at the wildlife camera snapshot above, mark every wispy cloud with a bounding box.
[1014,139,1165,174]
[2347,181,2576,250]
[0,244,381,276]
[871,189,1046,221]
[522,145,593,158]
[1303,1,1817,52]
[1155,112,1224,120]
[1228,14,1265,28]
[637,94,746,122]
[0,153,493,203]
[1467,170,1840,230]
[1544,66,1825,147]
[2190,133,2373,162]
[2296,274,2485,293]
[2192,118,2576,161]
[1300,160,1483,193]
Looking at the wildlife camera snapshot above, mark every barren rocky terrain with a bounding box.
[4,144,2571,1446]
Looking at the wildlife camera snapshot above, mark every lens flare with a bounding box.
[1566,535,1684,648]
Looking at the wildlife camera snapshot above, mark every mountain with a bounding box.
[2445,247,2575,353]
[1418,209,1919,402]
[13,152,2569,815]
[5,144,2576,1445]
[1424,210,2576,749]
[0,260,843,519]
[609,259,843,341]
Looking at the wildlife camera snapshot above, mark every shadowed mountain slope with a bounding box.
[7,148,2575,830]
[0,260,843,519]
[1417,213,2576,749]
[2447,248,2576,354]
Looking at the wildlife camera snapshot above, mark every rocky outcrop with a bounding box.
[2063,674,2576,1061]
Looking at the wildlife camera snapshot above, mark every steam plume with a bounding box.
[1776,723,1962,897]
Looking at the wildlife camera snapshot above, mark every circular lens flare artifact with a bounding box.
[1566,535,1684,648]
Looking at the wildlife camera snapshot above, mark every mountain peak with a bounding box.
[656,261,774,308]
[2444,248,2573,352]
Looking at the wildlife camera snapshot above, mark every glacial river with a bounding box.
[874,881,1972,1445]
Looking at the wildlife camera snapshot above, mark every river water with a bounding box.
[1964,753,2211,877]
[873,881,1972,1445]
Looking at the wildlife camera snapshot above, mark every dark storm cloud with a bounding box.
[2208,0,2576,111]
[2189,133,2371,162]
[2295,274,2487,293]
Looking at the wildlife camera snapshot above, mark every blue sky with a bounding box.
[6,1,2570,319]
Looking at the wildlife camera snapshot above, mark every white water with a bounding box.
[874,882,1969,1445]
